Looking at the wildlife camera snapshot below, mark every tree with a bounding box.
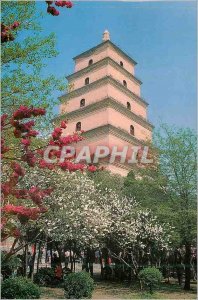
[155,125,196,290]
[1,106,95,264]
[123,168,172,224]
[1,1,65,129]
[1,1,98,269]
[26,167,172,279]
[25,169,111,249]
[105,197,172,279]
[123,125,197,290]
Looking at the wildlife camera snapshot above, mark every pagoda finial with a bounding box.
[102,30,110,42]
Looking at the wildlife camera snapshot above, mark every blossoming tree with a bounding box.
[24,169,110,248]
[1,106,96,262]
[24,166,172,276]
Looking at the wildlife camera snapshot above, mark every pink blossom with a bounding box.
[59,161,85,172]
[65,1,73,8]
[11,162,25,177]
[60,120,67,129]
[1,183,11,197]
[21,138,31,147]
[32,107,46,116]
[87,165,97,172]
[1,114,8,127]
[13,129,21,138]
[11,21,20,29]
[26,130,39,137]
[13,106,32,120]
[22,151,36,167]
[47,6,60,16]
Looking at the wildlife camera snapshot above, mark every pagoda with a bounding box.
[59,31,153,176]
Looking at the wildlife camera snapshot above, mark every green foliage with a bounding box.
[88,169,124,195]
[154,125,196,198]
[123,125,197,247]
[1,1,65,130]
[1,251,22,270]
[1,2,57,68]
[64,272,94,299]
[1,276,41,299]
[138,267,163,293]
[1,252,22,279]
[154,125,197,245]
[34,267,55,287]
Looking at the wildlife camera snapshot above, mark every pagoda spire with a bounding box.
[102,30,110,42]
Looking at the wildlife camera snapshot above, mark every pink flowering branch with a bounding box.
[46,1,73,16]
[1,1,73,44]
[1,21,20,43]
[1,105,97,243]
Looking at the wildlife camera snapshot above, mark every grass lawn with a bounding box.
[41,281,197,299]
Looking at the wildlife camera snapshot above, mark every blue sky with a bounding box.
[37,1,197,130]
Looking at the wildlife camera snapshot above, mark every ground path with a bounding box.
[41,280,197,299]
[37,261,197,299]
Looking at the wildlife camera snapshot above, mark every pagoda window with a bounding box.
[80,99,85,107]
[76,122,81,131]
[85,77,89,85]
[89,59,93,66]
[127,102,131,110]
[130,125,134,136]
[120,61,123,67]
[123,80,127,87]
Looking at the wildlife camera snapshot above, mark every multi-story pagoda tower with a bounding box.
[59,31,153,176]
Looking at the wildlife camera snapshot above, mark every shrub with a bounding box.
[64,271,94,299]
[1,276,41,299]
[138,267,163,294]
[34,267,55,286]
[1,252,22,279]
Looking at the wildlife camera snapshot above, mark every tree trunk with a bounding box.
[50,241,53,267]
[37,242,42,273]
[3,238,19,263]
[70,249,73,272]
[24,245,28,278]
[73,255,76,272]
[56,244,62,266]
[184,243,191,290]
[30,242,37,280]
[149,284,153,294]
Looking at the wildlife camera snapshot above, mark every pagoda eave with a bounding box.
[59,76,148,107]
[73,40,137,66]
[66,57,142,85]
[56,97,154,131]
[82,124,146,146]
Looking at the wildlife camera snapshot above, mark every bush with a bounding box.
[1,276,41,299]
[64,271,94,299]
[138,267,163,293]
[1,252,22,279]
[34,267,55,286]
